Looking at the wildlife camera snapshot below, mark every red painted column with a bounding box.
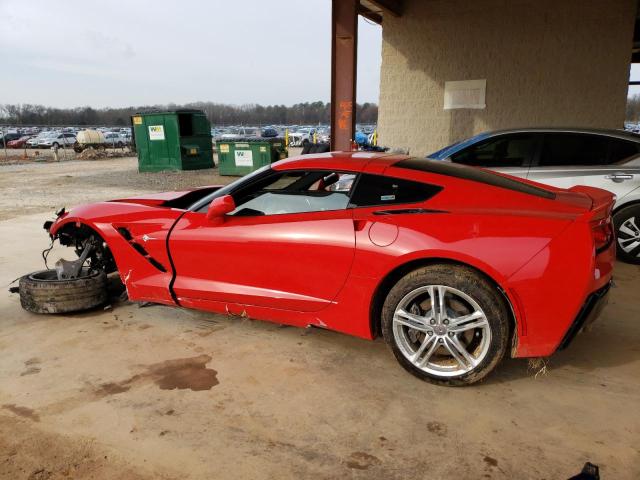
[331,0,358,152]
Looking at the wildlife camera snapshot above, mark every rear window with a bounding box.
[394,158,556,200]
[350,174,442,207]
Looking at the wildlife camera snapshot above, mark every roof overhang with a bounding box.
[358,0,403,25]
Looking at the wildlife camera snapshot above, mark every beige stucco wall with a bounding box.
[377,0,636,157]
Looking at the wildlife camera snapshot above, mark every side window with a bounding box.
[539,134,609,166]
[230,170,355,216]
[609,139,640,164]
[450,134,536,167]
[349,174,442,207]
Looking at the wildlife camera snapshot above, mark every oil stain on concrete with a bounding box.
[95,354,218,397]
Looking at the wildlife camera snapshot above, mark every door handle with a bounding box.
[605,173,634,183]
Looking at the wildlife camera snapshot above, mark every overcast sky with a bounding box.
[0,0,382,108]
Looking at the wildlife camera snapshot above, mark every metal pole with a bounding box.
[2,127,7,161]
[330,0,358,152]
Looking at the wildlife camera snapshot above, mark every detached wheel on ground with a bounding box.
[19,269,108,314]
[613,204,640,264]
[381,264,510,386]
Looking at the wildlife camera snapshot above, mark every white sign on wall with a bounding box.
[234,149,253,167]
[148,125,165,141]
[444,79,486,110]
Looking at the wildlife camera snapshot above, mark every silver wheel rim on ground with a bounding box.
[392,285,491,377]
[618,216,640,257]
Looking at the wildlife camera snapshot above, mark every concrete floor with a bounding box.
[0,158,639,479]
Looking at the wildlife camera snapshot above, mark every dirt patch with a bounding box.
[484,455,499,467]
[2,404,40,422]
[95,355,218,397]
[345,451,381,470]
[0,415,166,479]
[20,366,42,376]
[427,420,447,437]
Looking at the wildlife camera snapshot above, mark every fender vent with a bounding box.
[117,227,133,240]
[116,227,167,273]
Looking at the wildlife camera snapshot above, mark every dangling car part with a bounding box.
[36,153,615,385]
[19,225,110,314]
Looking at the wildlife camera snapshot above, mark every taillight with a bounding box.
[591,217,613,254]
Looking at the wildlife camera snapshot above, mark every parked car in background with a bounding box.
[38,133,76,148]
[261,127,279,138]
[428,128,640,263]
[220,127,260,140]
[104,132,127,147]
[27,132,52,148]
[0,132,23,147]
[6,135,34,148]
[316,127,331,144]
[288,128,316,147]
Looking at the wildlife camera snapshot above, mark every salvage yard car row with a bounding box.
[0,127,132,149]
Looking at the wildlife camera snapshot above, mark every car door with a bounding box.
[527,133,640,202]
[168,169,358,312]
[448,133,539,179]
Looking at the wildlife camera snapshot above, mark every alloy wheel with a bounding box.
[392,285,491,377]
[618,216,640,258]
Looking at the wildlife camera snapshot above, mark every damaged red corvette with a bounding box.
[38,152,615,385]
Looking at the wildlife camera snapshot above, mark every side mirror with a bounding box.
[206,195,236,222]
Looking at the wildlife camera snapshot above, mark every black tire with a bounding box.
[381,264,510,386]
[52,142,59,149]
[613,204,640,264]
[19,269,108,314]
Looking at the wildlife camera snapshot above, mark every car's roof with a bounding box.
[427,127,640,159]
[480,127,640,141]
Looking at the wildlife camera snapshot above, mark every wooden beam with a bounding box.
[331,0,358,152]
[358,5,383,24]
[367,0,403,17]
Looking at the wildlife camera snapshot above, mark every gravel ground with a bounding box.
[0,156,231,222]
[0,148,304,221]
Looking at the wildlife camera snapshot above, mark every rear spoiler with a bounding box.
[569,186,616,221]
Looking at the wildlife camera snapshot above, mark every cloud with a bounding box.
[0,0,381,108]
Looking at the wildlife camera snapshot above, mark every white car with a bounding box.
[220,127,260,140]
[38,133,76,148]
[104,132,128,147]
[288,128,316,147]
[428,128,640,264]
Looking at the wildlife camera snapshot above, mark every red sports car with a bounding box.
[39,152,615,385]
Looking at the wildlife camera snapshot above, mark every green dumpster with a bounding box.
[131,110,213,172]
[217,137,287,176]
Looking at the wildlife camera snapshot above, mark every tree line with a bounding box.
[0,101,378,127]
[626,94,640,123]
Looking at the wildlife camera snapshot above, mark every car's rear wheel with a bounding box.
[613,204,640,264]
[381,264,510,386]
